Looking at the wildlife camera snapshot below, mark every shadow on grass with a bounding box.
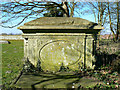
[95,53,118,69]
[30,72,84,89]
[95,40,120,69]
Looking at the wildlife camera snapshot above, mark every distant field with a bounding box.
[2,40,24,88]
[0,35,23,40]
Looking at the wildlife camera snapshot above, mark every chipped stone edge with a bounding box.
[18,26,103,30]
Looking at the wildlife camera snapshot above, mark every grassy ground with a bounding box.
[1,40,120,89]
[2,40,24,89]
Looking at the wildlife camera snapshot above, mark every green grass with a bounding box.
[2,40,24,89]
[1,40,120,89]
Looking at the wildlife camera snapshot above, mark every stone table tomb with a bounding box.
[18,17,103,72]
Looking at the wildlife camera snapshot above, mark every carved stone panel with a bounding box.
[23,33,96,72]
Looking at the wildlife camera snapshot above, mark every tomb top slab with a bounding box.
[18,17,103,30]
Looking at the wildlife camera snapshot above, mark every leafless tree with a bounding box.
[88,2,120,41]
[0,1,83,28]
[107,2,120,41]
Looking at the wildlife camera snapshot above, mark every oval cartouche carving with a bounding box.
[39,40,81,72]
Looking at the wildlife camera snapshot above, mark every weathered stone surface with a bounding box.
[18,17,103,72]
[23,33,96,72]
[18,17,103,30]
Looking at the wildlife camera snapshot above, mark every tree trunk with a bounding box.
[108,2,116,41]
[62,2,69,17]
[116,2,119,41]
[70,2,75,17]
